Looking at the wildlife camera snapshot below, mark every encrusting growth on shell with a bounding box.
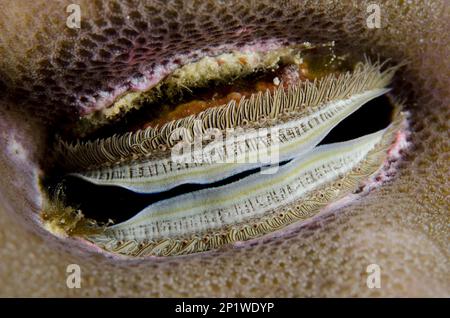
[41,184,113,237]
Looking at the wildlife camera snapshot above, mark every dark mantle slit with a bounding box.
[54,94,394,224]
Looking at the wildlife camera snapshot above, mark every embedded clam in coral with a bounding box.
[1,0,448,298]
[44,48,407,257]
